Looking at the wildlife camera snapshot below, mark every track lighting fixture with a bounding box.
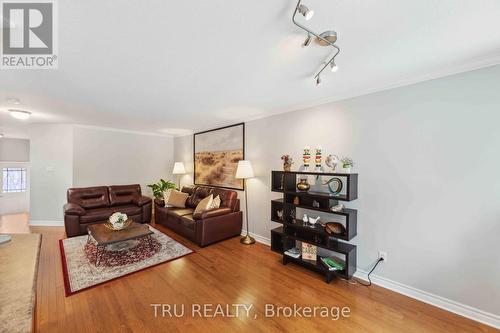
[297,4,314,20]
[302,33,312,47]
[330,61,338,72]
[292,0,341,86]
[9,109,31,120]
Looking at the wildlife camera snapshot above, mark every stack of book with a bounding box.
[320,257,345,271]
[284,247,301,258]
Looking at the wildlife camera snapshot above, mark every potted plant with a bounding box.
[281,154,294,171]
[340,157,354,173]
[147,179,176,199]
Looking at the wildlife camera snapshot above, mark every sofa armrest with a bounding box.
[154,198,165,207]
[193,207,232,220]
[196,211,243,247]
[64,203,86,216]
[133,195,152,207]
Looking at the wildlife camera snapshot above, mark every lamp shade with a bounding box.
[172,162,186,175]
[235,160,254,179]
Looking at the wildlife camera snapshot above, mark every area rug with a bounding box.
[59,226,193,296]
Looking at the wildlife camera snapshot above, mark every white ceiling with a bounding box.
[1,0,500,138]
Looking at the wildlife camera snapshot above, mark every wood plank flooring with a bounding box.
[1,213,496,332]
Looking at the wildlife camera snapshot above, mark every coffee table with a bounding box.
[87,222,154,266]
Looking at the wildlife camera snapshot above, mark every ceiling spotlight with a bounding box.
[302,34,312,47]
[9,109,31,120]
[0,133,4,138]
[315,76,321,86]
[298,4,314,20]
[330,61,338,72]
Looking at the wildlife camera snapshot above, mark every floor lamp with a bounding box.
[236,160,255,245]
[172,162,186,189]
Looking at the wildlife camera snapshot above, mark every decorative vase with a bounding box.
[297,178,310,191]
[341,166,352,173]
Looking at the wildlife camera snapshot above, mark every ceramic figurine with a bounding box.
[281,154,293,172]
[302,214,308,223]
[308,216,320,226]
[325,154,340,171]
[300,146,311,171]
[330,203,345,212]
[315,146,323,172]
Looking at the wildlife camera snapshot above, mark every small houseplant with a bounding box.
[340,157,354,173]
[148,179,176,199]
[281,154,294,171]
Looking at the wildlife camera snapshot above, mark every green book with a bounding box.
[320,257,345,271]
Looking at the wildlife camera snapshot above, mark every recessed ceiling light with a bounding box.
[9,109,31,120]
[0,133,4,138]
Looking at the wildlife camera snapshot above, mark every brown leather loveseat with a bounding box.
[64,184,152,237]
[154,185,242,247]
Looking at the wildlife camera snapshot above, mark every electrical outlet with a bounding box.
[378,251,387,262]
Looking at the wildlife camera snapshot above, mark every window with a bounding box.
[2,168,27,193]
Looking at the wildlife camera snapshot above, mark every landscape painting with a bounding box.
[194,123,244,190]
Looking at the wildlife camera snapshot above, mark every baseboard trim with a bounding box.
[354,269,500,329]
[29,220,64,227]
[241,230,271,246]
[250,230,499,329]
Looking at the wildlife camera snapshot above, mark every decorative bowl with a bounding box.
[104,219,132,231]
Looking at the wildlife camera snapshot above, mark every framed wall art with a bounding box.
[193,123,245,190]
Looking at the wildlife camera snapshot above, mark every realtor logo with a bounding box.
[1,0,58,69]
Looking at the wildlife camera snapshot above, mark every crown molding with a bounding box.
[242,55,500,124]
[72,124,173,138]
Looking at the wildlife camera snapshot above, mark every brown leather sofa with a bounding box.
[64,184,152,237]
[154,185,242,247]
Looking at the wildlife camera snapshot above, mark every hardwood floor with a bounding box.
[1,213,496,332]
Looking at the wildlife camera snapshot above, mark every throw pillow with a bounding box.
[167,190,189,208]
[163,189,173,207]
[209,195,221,210]
[193,194,214,216]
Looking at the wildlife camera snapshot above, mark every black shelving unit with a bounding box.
[270,170,358,283]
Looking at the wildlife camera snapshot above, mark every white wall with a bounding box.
[29,124,73,223]
[73,126,174,196]
[0,138,30,162]
[173,65,500,321]
[173,135,194,188]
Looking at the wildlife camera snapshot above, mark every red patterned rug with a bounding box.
[59,226,193,296]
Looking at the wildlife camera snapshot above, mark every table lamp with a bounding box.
[172,162,186,189]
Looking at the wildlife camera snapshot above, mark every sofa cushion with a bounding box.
[167,208,194,217]
[180,214,196,231]
[80,207,114,224]
[111,204,141,217]
[109,184,141,207]
[211,188,238,210]
[67,186,110,209]
[186,186,213,208]
[167,190,189,208]
[193,194,213,216]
